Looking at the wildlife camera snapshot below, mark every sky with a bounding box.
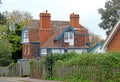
[1,0,107,39]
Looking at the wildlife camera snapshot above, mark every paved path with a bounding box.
[0,77,60,82]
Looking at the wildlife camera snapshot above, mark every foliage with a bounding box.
[2,10,33,62]
[0,13,13,66]
[29,59,45,79]
[89,32,104,49]
[8,63,14,76]
[98,0,120,35]
[29,59,35,77]
[0,25,12,66]
[7,23,23,62]
[54,52,120,82]
[44,52,77,79]
[29,52,120,82]
[0,12,6,25]
[3,10,32,31]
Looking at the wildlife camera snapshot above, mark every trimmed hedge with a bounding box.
[30,52,120,82]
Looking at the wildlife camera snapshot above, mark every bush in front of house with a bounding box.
[29,52,120,82]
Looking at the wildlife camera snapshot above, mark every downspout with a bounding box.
[36,43,39,60]
[50,48,53,78]
[85,34,86,46]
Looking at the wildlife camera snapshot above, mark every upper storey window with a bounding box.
[64,32,74,45]
[23,30,29,43]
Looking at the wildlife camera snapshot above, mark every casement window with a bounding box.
[28,46,30,55]
[41,49,47,55]
[64,32,69,40]
[70,32,73,39]
[64,32,74,41]
[64,32,74,45]
[24,45,26,54]
[23,30,29,43]
[24,45,30,55]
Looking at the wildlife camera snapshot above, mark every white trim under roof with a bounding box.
[101,19,120,50]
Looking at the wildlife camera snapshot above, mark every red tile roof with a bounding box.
[27,20,90,48]
[28,28,39,43]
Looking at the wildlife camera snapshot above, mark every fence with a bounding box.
[0,67,9,76]
[53,65,98,80]
[0,61,30,77]
[12,61,30,77]
[53,65,120,81]
[29,61,46,79]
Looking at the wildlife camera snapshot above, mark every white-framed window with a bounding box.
[23,30,29,43]
[28,46,30,55]
[70,32,73,39]
[41,49,47,55]
[64,32,74,45]
[24,45,26,54]
[64,32,69,40]
[24,45,30,55]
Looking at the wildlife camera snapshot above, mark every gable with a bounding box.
[107,27,120,51]
[102,20,120,50]
[55,25,77,40]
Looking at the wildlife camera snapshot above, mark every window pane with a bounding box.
[64,32,68,40]
[70,32,73,39]
[41,49,47,54]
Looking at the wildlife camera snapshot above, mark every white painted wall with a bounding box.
[52,48,87,54]
[74,49,87,54]
[52,49,64,54]
[93,47,106,54]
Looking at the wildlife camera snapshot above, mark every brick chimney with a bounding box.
[70,13,80,28]
[39,10,51,29]
[39,10,52,47]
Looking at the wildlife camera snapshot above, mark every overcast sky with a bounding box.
[1,0,107,39]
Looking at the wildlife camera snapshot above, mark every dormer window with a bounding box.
[64,32,69,40]
[64,32,74,45]
[23,30,29,43]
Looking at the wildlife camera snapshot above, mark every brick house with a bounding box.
[101,19,120,52]
[21,11,90,59]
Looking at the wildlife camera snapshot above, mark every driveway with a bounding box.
[0,77,60,82]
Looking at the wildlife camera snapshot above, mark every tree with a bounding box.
[0,25,12,66]
[3,10,32,62]
[98,0,120,35]
[3,10,32,31]
[89,32,104,49]
[0,12,6,25]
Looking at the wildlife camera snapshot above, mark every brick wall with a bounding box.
[70,13,80,28]
[108,27,120,52]
[39,11,52,47]
[22,44,40,59]
[39,30,52,47]
[55,33,86,47]
[22,44,32,59]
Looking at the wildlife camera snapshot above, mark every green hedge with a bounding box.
[30,52,120,82]
[54,52,120,82]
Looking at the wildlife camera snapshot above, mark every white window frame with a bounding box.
[24,45,26,54]
[64,32,69,41]
[28,46,30,55]
[23,30,29,43]
[41,49,47,55]
[64,32,74,45]
[70,32,73,39]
